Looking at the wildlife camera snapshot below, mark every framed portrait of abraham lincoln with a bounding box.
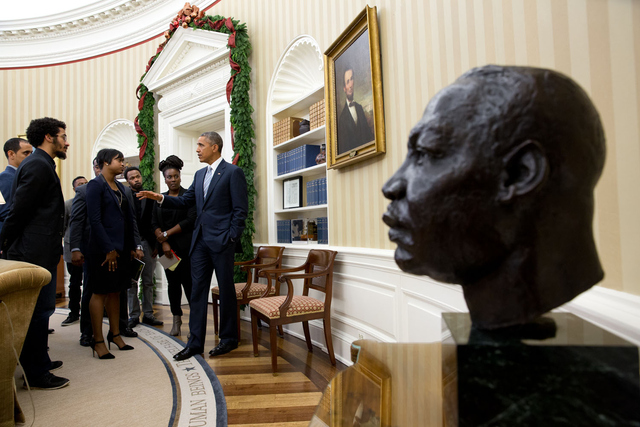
[324,5,385,169]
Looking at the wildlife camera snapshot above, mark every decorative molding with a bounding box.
[268,35,324,112]
[91,119,138,158]
[154,57,230,108]
[0,0,215,68]
[164,41,216,76]
[142,27,229,94]
[0,0,159,41]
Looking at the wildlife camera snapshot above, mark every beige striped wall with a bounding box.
[1,0,639,297]
[212,0,640,297]
[0,37,163,199]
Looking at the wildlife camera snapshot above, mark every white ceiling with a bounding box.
[0,0,215,69]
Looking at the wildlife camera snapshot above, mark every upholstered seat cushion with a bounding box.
[249,296,324,319]
[211,282,276,299]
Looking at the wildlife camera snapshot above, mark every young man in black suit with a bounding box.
[124,166,162,328]
[138,131,248,360]
[0,117,69,390]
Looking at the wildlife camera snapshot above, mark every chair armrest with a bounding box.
[241,260,279,273]
[238,260,280,297]
[277,268,330,284]
[275,269,330,316]
[258,263,306,279]
[234,256,258,267]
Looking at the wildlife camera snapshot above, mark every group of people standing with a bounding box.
[1,117,248,390]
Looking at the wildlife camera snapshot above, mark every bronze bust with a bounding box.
[382,65,606,330]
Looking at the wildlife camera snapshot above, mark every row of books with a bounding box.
[277,217,328,244]
[277,144,321,176]
[306,177,327,206]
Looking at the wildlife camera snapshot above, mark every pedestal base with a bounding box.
[442,312,640,426]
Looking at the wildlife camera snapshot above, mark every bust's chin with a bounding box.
[394,247,459,284]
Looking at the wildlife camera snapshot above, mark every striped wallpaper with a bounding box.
[0,37,164,197]
[1,0,639,297]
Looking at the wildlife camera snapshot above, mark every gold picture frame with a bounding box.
[330,345,391,426]
[324,5,385,169]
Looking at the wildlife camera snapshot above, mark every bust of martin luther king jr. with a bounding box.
[382,65,606,330]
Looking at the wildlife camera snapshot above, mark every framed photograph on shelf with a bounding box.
[324,5,385,169]
[283,176,303,209]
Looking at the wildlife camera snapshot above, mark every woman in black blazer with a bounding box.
[152,155,196,336]
[86,148,143,359]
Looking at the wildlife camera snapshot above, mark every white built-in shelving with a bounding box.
[266,36,328,246]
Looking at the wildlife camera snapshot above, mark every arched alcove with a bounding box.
[92,119,138,160]
[268,35,324,113]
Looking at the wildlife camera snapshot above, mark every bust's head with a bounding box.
[383,65,606,329]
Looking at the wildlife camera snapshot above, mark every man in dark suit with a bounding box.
[138,131,248,360]
[0,137,33,232]
[0,117,69,390]
[61,175,88,327]
[124,166,162,327]
[69,158,141,346]
[337,67,375,155]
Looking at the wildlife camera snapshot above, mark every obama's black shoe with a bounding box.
[173,347,203,361]
[209,341,238,357]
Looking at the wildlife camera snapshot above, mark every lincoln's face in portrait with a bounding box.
[343,68,355,103]
[383,65,606,329]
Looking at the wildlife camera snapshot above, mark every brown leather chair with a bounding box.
[211,246,285,340]
[250,249,338,373]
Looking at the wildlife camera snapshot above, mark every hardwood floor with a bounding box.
[56,298,346,426]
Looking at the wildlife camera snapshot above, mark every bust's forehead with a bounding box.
[411,82,482,140]
[423,82,480,120]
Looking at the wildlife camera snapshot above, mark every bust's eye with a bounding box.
[413,146,445,165]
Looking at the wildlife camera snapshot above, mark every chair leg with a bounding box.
[277,325,284,337]
[323,316,336,365]
[212,294,219,335]
[270,323,278,373]
[302,321,313,352]
[251,310,259,357]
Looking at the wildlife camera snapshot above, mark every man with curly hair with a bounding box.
[0,117,70,390]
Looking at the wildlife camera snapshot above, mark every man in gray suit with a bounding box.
[61,175,88,327]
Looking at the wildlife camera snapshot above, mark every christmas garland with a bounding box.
[135,9,256,281]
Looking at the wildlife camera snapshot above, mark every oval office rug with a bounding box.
[15,309,227,427]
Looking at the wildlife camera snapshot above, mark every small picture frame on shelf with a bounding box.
[283,176,303,209]
[291,218,307,244]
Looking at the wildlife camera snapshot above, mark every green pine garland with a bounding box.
[135,14,256,282]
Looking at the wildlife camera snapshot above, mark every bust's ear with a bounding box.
[497,140,549,202]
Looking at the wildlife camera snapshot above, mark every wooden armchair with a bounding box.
[250,249,338,373]
[211,246,285,340]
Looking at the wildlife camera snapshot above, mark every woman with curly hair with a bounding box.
[152,155,196,335]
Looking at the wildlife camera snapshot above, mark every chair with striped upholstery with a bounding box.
[211,246,285,340]
[250,249,338,373]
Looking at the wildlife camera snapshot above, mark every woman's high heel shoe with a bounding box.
[91,340,115,359]
[107,331,134,351]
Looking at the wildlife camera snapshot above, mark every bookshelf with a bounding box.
[267,36,328,246]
